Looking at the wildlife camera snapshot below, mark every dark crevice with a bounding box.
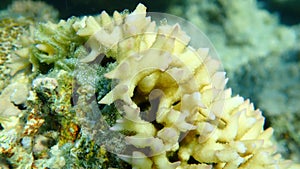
[172,100,180,107]
[187,156,200,164]
[87,54,116,67]
[39,62,54,75]
[167,150,179,162]
[152,120,164,131]
[13,103,26,110]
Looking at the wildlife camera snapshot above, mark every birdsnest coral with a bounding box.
[71,4,293,169]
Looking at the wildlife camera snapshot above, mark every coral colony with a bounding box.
[0,1,299,169]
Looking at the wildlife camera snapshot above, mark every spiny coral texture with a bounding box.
[73,4,292,169]
[228,53,300,162]
[168,0,299,163]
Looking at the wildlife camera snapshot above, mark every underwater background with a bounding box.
[0,0,299,168]
[1,0,300,24]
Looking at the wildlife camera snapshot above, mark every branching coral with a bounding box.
[228,51,300,163]
[30,18,85,72]
[0,1,84,78]
[167,0,300,163]
[72,3,294,169]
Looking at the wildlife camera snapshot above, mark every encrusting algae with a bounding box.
[0,1,299,169]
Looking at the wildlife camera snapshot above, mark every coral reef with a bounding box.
[228,45,300,162]
[0,17,31,92]
[28,17,85,72]
[0,1,128,168]
[168,0,300,163]
[72,3,295,169]
[0,0,59,92]
[168,0,296,74]
[0,0,58,22]
[0,4,60,167]
[0,1,299,169]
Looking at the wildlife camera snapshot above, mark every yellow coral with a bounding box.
[73,3,293,169]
